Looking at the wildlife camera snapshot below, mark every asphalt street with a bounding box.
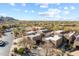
[0,32,14,56]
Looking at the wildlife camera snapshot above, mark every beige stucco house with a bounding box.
[44,35,63,48]
[73,35,79,48]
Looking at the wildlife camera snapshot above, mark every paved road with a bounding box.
[0,32,14,56]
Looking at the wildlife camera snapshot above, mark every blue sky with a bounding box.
[0,3,79,21]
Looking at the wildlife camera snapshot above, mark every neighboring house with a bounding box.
[27,31,42,45]
[37,29,52,37]
[27,33,41,40]
[37,29,52,33]
[26,31,37,35]
[54,30,65,35]
[64,31,76,45]
[59,24,76,27]
[73,35,79,49]
[44,31,54,37]
[26,31,41,40]
[44,35,63,48]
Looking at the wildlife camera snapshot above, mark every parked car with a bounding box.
[0,40,5,46]
[5,29,11,32]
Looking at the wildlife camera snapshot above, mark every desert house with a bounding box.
[73,35,79,49]
[37,29,52,33]
[44,35,63,48]
[26,31,42,45]
[64,31,76,45]
[54,30,65,35]
[59,24,76,27]
[37,29,52,37]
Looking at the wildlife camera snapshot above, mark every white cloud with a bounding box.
[38,12,49,16]
[9,3,15,6]
[40,3,48,8]
[64,11,70,14]
[24,10,28,13]
[22,3,26,6]
[40,5,48,8]
[71,6,75,10]
[64,6,68,10]
[56,3,60,5]
[48,9,61,13]
[35,3,48,8]
[38,9,61,18]
[47,9,61,17]
[14,8,20,11]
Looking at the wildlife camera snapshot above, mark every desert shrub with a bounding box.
[1,25,9,32]
[14,48,18,53]
[61,48,65,53]
[17,48,25,55]
[32,45,37,49]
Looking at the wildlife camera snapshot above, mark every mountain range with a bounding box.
[0,16,16,22]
